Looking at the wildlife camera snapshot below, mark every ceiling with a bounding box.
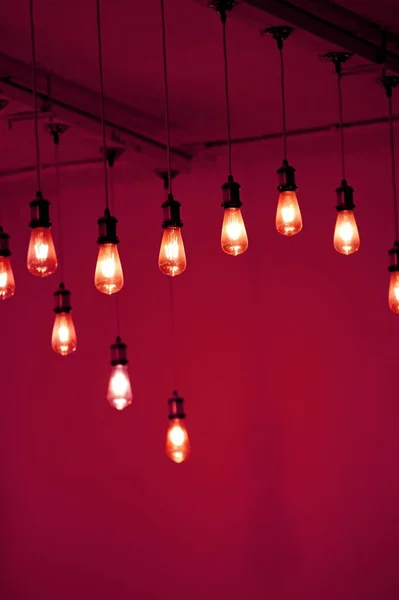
[0,0,397,178]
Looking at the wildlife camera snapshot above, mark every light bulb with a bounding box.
[27,227,58,277]
[388,271,399,314]
[107,364,133,410]
[166,418,190,464]
[0,256,15,300]
[159,226,186,277]
[95,243,124,294]
[334,210,360,255]
[221,207,248,256]
[52,312,77,356]
[276,190,303,236]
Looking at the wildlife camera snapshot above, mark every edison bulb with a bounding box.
[27,227,57,277]
[95,243,124,294]
[0,256,15,300]
[107,364,133,410]
[51,313,77,356]
[276,191,303,236]
[166,418,190,464]
[221,207,248,256]
[334,210,360,255]
[159,226,186,277]
[388,271,399,314]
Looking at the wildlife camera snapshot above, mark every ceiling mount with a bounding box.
[324,51,352,74]
[156,168,179,190]
[210,0,236,21]
[45,122,69,145]
[263,26,293,49]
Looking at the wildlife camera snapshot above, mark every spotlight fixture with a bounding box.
[0,227,15,300]
[379,74,399,314]
[158,0,187,276]
[27,0,58,277]
[47,123,78,356]
[212,0,248,256]
[264,26,303,237]
[166,391,190,464]
[94,0,124,295]
[107,336,133,411]
[51,283,77,356]
[325,52,360,255]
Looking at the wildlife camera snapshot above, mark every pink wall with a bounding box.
[1,129,398,599]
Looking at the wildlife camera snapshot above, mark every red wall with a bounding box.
[1,129,398,599]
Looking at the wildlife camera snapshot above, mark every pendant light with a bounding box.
[324,52,360,255]
[46,123,77,356]
[379,74,399,314]
[265,27,303,237]
[0,227,15,300]
[212,0,248,256]
[166,391,190,464]
[158,0,186,277]
[27,0,58,277]
[94,0,124,295]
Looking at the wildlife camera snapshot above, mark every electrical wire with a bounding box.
[29,0,41,191]
[108,158,122,336]
[222,17,232,175]
[279,46,288,161]
[336,70,346,181]
[160,0,173,194]
[168,277,178,391]
[96,0,109,210]
[54,140,65,282]
[388,92,399,241]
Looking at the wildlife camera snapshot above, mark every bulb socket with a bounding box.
[97,208,119,245]
[161,193,183,228]
[168,390,186,420]
[29,191,51,229]
[277,160,298,192]
[54,283,72,314]
[335,179,355,211]
[221,174,242,208]
[388,241,399,272]
[0,226,11,257]
[110,336,128,366]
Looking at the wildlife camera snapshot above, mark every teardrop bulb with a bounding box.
[221,207,248,256]
[107,364,133,410]
[51,312,77,356]
[158,226,186,276]
[27,227,58,277]
[166,418,190,464]
[0,256,15,300]
[388,271,399,314]
[334,210,360,255]
[276,191,303,236]
[95,243,124,294]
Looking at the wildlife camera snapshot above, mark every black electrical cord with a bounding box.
[388,90,399,241]
[278,45,288,161]
[29,0,42,191]
[96,0,110,210]
[336,70,346,181]
[54,139,65,282]
[221,16,233,176]
[160,0,173,194]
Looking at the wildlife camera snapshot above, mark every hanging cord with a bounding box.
[107,155,122,335]
[336,68,346,181]
[388,89,399,241]
[96,0,109,210]
[278,44,288,161]
[29,0,41,191]
[221,13,232,175]
[160,0,173,194]
[168,277,178,390]
[54,140,65,281]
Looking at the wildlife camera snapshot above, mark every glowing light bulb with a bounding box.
[276,190,303,236]
[159,226,186,276]
[52,312,77,356]
[107,364,133,410]
[334,210,360,255]
[221,207,248,256]
[27,227,57,277]
[166,418,190,464]
[95,243,124,294]
[388,271,399,314]
[0,256,15,300]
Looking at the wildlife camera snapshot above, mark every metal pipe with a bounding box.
[0,157,104,180]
